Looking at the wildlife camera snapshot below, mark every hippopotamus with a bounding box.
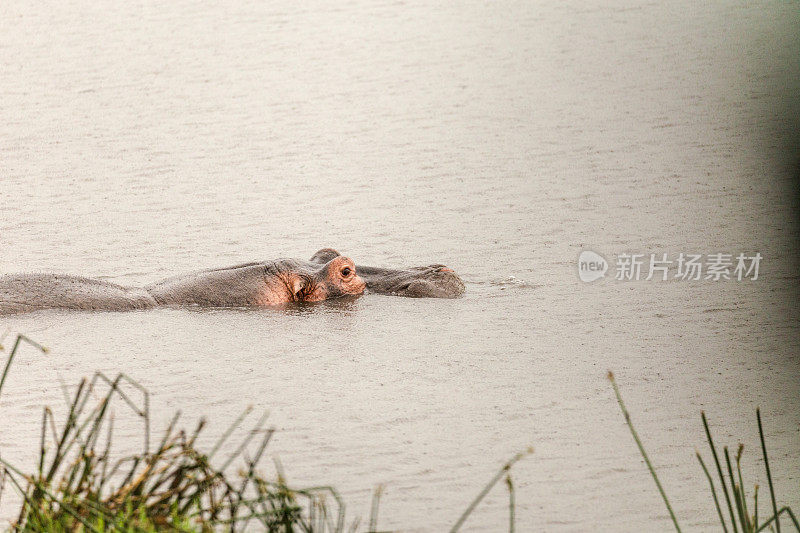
[0,256,364,314]
[0,251,464,314]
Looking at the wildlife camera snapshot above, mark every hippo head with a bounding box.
[309,249,465,299]
[293,256,366,302]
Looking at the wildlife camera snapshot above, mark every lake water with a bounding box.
[1,1,799,530]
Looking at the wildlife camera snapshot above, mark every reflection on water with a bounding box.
[164,295,364,317]
[1,0,799,531]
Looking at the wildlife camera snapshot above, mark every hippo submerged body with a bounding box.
[0,250,464,314]
[0,274,157,313]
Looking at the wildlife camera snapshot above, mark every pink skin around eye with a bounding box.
[352,275,366,294]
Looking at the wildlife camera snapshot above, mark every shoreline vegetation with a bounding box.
[609,371,798,533]
[0,334,528,532]
[1,334,796,532]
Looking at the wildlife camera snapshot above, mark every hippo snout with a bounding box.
[386,266,465,299]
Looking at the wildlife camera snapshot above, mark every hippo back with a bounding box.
[0,274,156,314]
[144,260,311,307]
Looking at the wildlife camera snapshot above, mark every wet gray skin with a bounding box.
[0,273,156,314]
[144,258,365,307]
[0,250,463,314]
[309,248,466,298]
[0,257,363,314]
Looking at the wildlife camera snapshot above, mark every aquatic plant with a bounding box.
[0,334,525,532]
[609,371,799,533]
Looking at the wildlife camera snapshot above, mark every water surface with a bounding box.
[1,1,799,530]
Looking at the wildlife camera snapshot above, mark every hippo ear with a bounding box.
[289,276,307,301]
[310,248,340,264]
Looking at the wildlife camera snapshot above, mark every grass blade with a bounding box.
[735,444,751,533]
[703,411,739,533]
[0,334,48,399]
[506,474,515,533]
[368,484,383,532]
[608,371,681,532]
[757,408,781,533]
[725,447,748,530]
[757,507,799,532]
[697,451,729,532]
[448,448,532,533]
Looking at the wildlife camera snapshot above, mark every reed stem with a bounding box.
[757,408,781,533]
[608,371,681,532]
[448,448,532,533]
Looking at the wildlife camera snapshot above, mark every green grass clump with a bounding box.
[0,334,527,532]
[609,371,799,533]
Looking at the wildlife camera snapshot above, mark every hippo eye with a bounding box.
[341,267,351,277]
